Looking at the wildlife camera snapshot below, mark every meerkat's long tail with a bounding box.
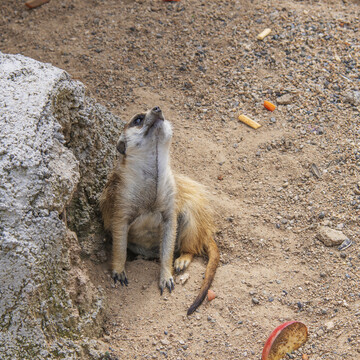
[187,237,220,315]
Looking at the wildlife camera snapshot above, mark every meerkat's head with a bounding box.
[116,107,172,157]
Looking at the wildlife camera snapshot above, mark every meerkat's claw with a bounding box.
[121,277,129,286]
[112,270,128,286]
[160,276,175,295]
[169,278,175,292]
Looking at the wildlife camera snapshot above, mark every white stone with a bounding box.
[176,272,190,285]
[325,321,335,331]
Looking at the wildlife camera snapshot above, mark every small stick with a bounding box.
[238,114,261,129]
[25,0,50,9]
[257,28,271,40]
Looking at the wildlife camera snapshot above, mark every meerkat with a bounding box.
[100,106,220,315]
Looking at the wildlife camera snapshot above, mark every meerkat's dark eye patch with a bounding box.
[130,114,145,127]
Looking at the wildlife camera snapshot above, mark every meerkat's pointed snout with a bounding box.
[150,106,164,121]
[152,106,161,114]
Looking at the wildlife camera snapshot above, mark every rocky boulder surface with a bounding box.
[0,52,122,359]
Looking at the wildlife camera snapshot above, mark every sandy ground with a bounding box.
[1,0,359,359]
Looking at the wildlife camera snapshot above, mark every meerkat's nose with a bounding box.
[152,106,161,114]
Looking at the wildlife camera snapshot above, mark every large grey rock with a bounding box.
[61,91,123,251]
[0,52,122,359]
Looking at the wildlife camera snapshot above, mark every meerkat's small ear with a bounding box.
[116,138,126,155]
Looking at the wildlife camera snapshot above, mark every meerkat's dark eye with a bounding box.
[130,114,145,127]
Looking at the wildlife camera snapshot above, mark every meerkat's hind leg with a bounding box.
[174,253,194,272]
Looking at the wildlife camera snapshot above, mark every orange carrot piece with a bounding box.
[25,0,50,9]
[207,289,216,301]
[264,101,276,112]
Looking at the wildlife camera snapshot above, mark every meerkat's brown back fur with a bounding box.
[175,175,220,314]
[100,171,122,233]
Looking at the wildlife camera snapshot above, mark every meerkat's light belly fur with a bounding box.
[128,212,162,248]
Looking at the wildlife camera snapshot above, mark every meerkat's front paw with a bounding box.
[112,270,128,286]
[159,271,175,295]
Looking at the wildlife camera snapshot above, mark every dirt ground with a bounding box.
[1,0,359,359]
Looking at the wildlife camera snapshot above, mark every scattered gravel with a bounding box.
[1,0,359,359]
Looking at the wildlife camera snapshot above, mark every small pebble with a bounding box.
[317,226,348,247]
[277,93,293,105]
[344,90,360,106]
[175,272,190,285]
[160,338,170,346]
[338,238,352,251]
[325,321,335,331]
